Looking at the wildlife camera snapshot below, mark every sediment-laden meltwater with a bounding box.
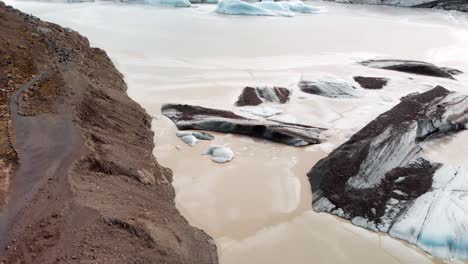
[6,0,468,263]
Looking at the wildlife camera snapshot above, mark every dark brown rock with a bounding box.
[353,76,388,89]
[235,86,291,106]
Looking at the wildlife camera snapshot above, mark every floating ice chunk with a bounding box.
[190,0,218,3]
[216,0,277,16]
[176,131,214,146]
[215,0,322,17]
[176,132,198,146]
[204,146,234,163]
[286,1,323,13]
[239,106,283,118]
[129,0,191,7]
[255,1,295,17]
[389,165,468,260]
[192,131,215,140]
[299,76,362,98]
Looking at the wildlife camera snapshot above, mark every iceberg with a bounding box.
[215,0,322,17]
[255,2,295,17]
[123,0,191,7]
[286,1,323,13]
[176,131,214,146]
[203,146,235,163]
[216,0,278,16]
[299,76,362,98]
[239,106,283,118]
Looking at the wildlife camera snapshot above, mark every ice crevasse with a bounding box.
[215,0,324,17]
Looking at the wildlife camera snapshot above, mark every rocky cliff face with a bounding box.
[326,0,468,12]
[0,2,218,263]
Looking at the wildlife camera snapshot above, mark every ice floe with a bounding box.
[239,106,283,118]
[204,146,235,163]
[125,0,191,7]
[299,76,361,98]
[176,131,214,146]
[215,0,322,17]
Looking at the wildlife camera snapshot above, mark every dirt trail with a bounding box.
[0,2,218,263]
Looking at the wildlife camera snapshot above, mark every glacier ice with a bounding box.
[203,146,234,163]
[215,0,322,17]
[176,131,214,146]
[124,0,191,7]
[299,76,362,98]
[239,106,283,118]
[389,165,468,259]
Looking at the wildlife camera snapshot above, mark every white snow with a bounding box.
[203,146,235,163]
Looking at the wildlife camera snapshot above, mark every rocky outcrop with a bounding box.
[359,59,463,79]
[161,104,325,146]
[235,86,291,106]
[0,2,218,263]
[308,86,468,260]
[353,76,388,89]
[326,0,468,12]
[299,76,360,98]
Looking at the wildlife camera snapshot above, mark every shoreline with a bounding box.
[0,2,218,263]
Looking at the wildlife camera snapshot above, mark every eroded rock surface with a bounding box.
[235,86,291,106]
[359,59,463,79]
[162,104,325,146]
[308,86,468,260]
